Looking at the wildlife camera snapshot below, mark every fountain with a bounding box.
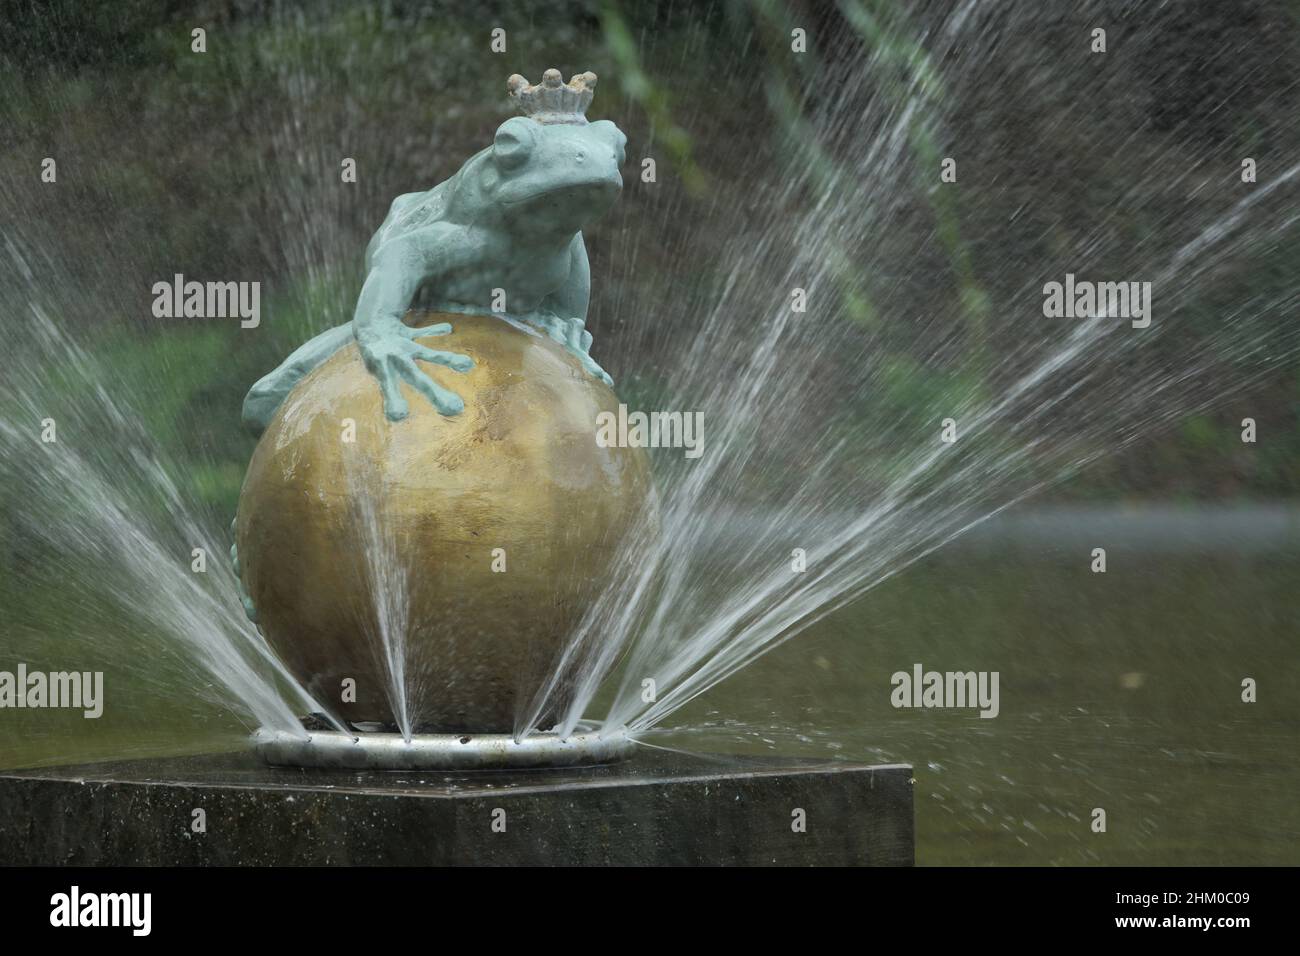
[0,65,914,864]
[1,1,1295,867]
[230,71,643,771]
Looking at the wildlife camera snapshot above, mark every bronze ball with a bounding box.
[236,312,651,732]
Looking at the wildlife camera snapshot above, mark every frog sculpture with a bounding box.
[242,69,625,431]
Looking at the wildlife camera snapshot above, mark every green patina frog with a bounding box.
[242,69,625,432]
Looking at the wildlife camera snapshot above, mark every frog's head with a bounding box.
[488,69,626,235]
[489,116,626,233]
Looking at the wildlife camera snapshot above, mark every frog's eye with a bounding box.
[493,118,537,170]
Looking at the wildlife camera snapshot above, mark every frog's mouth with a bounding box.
[502,177,621,208]
[501,179,621,233]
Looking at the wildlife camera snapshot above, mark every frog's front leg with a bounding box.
[533,314,614,386]
[532,235,614,386]
[354,225,475,420]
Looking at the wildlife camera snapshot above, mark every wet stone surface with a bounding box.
[0,749,913,865]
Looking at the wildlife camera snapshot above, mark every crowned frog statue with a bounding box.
[242,69,625,431]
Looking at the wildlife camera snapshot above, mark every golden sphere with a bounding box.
[236,312,651,733]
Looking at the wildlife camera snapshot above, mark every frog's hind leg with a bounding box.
[242,322,356,435]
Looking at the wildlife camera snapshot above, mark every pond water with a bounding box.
[647,512,1300,865]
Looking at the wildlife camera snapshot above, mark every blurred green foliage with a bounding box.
[0,0,1295,522]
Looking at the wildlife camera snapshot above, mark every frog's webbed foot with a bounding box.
[533,314,614,387]
[401,321,452,340]
[358,321,474,421]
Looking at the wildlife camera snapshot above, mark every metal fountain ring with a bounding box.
[252,723,633,771]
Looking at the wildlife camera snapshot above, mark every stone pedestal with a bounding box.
[0,750,913,865]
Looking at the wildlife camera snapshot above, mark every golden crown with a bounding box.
[507,69,597,125]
